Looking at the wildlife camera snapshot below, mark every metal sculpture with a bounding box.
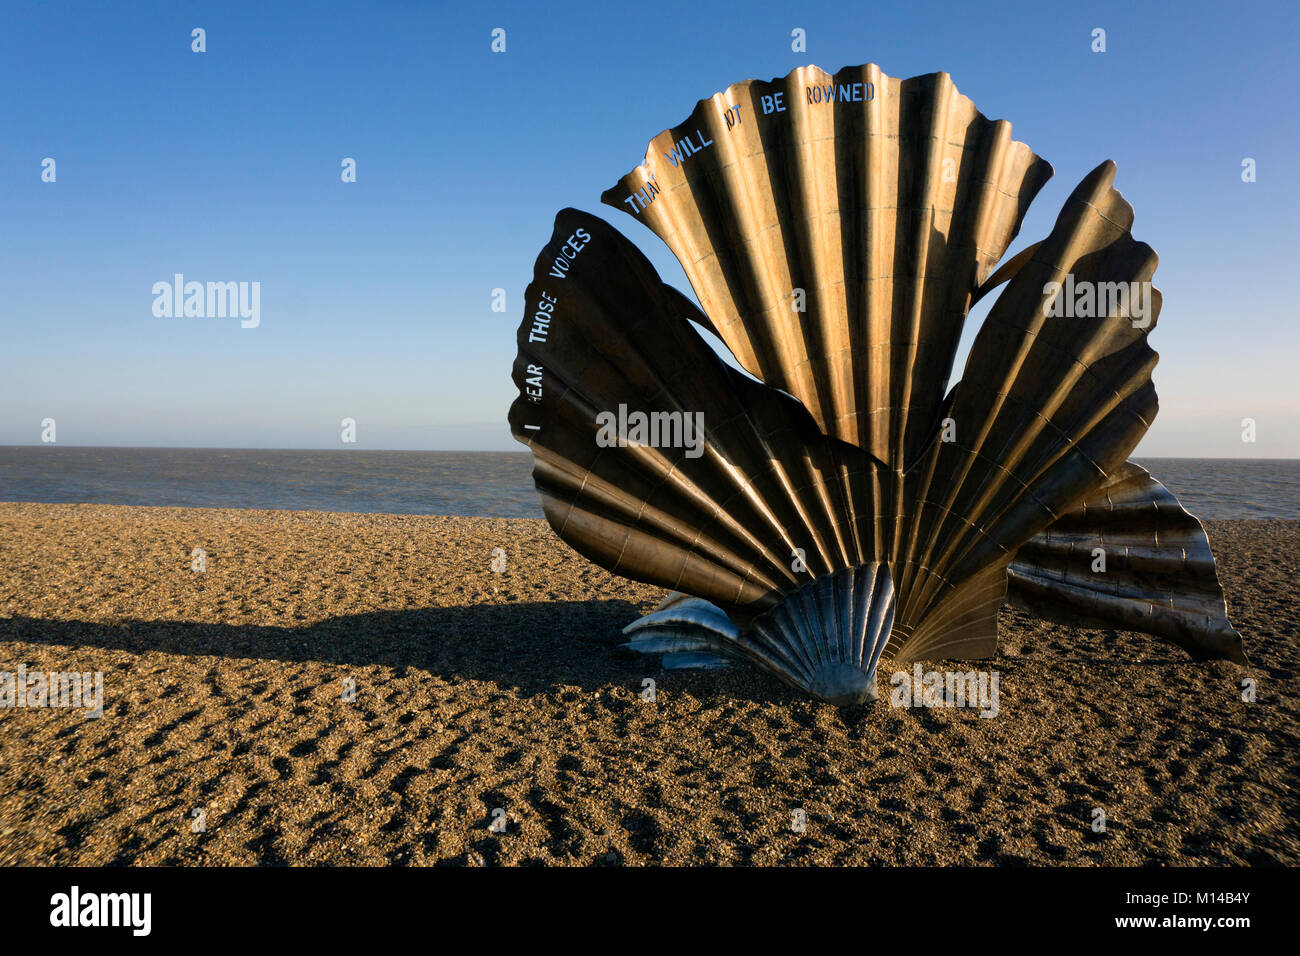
[508,63,1244,705]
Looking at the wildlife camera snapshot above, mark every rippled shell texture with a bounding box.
[508,63,1245,705]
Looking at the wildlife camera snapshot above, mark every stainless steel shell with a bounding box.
[509,62,1246,703]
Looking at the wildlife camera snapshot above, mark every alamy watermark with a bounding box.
[49,886,150,936]
[889,664,999,718]
[1043,275,1151,329]
[152,274,260,328]
[595,404,705,459]
[1,665,103,717]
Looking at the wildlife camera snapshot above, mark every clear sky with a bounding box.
[1,0,1296,456]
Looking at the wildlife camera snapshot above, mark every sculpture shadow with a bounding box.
[1,604,1213,710]
[0,600,677,698]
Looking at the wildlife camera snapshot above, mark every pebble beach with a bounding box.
[0,502,1295,865]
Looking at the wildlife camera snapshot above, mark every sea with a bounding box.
[0,447,1295,520]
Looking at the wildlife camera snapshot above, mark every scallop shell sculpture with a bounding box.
[508,63,1245,705]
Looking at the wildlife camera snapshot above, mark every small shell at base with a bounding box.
[624,565,896,706]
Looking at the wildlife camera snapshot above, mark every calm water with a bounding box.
[0,448,1295,520]
[1131,458,1299,520]
[0,448,542,518]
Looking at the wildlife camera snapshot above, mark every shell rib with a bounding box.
[509,208,886,617]
[888,160,1163,656]
[602,63,1052,468]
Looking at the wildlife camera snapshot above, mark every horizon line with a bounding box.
[0,445,1296,462]
[0,444,529,454]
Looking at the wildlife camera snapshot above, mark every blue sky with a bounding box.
[1,0,1296,456]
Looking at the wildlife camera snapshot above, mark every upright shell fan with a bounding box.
[509,63,1244,706]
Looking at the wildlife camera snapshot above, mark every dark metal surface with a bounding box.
[1007,461,1246,662]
